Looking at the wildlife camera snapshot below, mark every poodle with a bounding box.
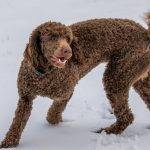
[0,13,150,148]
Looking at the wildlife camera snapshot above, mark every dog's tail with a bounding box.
[145,12,150,39]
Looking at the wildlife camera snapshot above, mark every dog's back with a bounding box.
[70,18,150,78]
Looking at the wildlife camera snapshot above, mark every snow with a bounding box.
[0,0,150,149]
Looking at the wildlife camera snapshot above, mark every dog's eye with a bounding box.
[51,34,59,41]
[66,37,71,43]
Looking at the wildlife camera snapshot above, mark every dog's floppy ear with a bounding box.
[26,28,47,71]
[70,36,83,65]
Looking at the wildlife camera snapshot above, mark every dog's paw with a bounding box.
[0,140,19,149]
[95,123,124,135]
[46,115,63,125]
[95,127,116,134]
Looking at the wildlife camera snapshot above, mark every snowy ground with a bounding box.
[0,0,150,150]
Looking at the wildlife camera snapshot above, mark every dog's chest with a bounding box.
[34,67,79,99]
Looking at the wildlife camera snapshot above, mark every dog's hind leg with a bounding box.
[46,94,73,125]
[0,94,35,148]
[133,71,150,109]
[97,51,150,134]
[99,64,133,134]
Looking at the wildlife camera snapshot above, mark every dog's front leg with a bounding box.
[0,95,35,148]
[46,93,73,125]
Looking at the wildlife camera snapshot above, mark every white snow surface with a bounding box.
[0,0,150,150]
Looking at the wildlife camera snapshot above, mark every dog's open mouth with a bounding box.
[50,55,68,68]
[58,57,67,64]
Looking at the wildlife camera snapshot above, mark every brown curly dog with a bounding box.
[1,13,150,148]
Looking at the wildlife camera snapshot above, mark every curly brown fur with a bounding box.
[1,13,150,148]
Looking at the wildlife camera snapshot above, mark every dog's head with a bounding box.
[25,21,82,72]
